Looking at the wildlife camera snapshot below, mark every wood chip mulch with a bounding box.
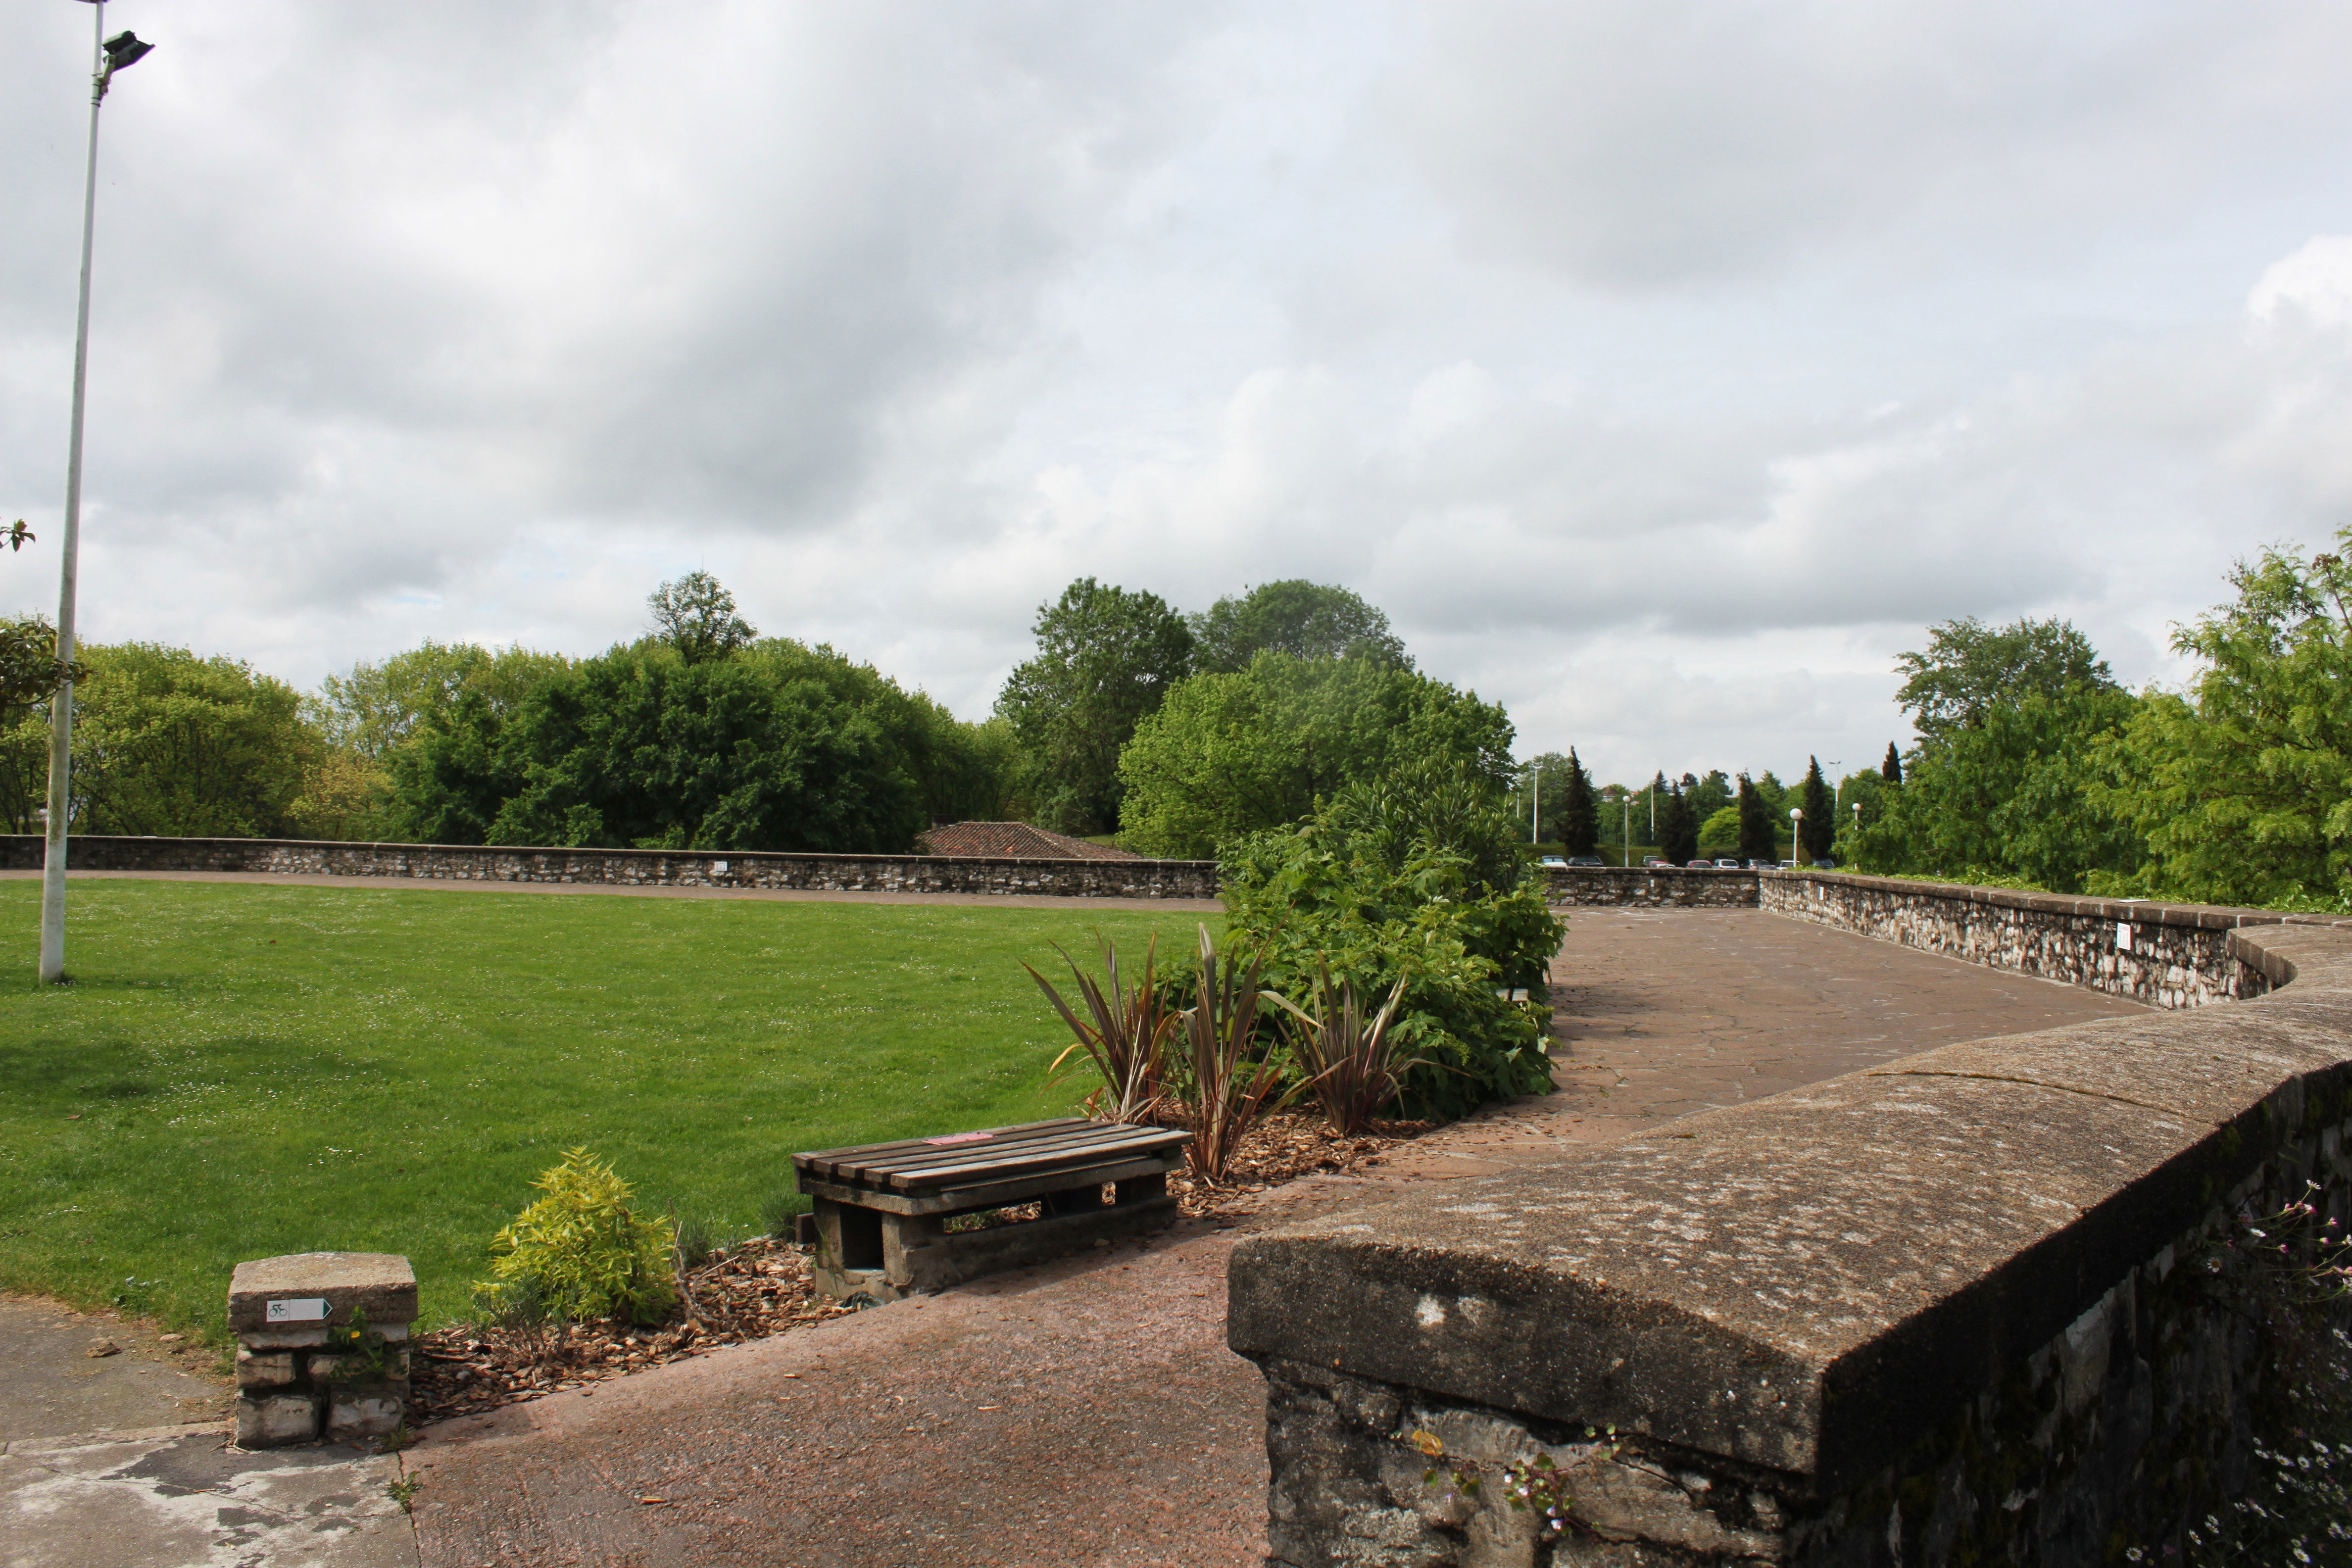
[408,1240,853,1425]
[408,1113,1426,1426]
[1167,1110,1430,1218]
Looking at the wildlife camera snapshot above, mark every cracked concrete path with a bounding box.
[0,1300,416,1567]
[392,909,2148,1567]
[0,1297,232,1443]
[0,1424,414,1568]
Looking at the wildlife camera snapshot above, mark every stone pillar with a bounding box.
[227,1252,417,1448]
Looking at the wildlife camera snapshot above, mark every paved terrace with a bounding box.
[4,906,2146,1568]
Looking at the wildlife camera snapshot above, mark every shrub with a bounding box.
[1270,966,1422,1136]
[471,1148,678,1327]
[1176,925,1294,1183]
[1221,815,1560,1122]
[1025,935,1180,1124]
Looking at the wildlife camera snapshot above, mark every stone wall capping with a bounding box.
[0,834,1218,900]
[1236,870,2352,1563]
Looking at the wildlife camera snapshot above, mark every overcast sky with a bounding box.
[5,1,2351,787]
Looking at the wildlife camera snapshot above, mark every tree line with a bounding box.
[1842,529,2352,912]
[0,571,1508,859]
[0,573,1010,853]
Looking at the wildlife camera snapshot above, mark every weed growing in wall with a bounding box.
[2168,1185,2352,1567]
[1409,1422,1622,1546]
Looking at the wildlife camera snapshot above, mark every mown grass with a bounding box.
[0,879,1210,1338]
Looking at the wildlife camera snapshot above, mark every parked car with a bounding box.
[1566,856,1606,867]
[1686,859,1712,869]
[1642,857,1672,868]
[1748,859,1777,870]
[1778,859,1797,869]
[1539,855,1567,868]
[1714,858,1740,868]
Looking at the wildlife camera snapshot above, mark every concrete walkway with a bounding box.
[3,909,2147,1567]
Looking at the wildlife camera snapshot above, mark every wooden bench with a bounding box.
[792,1118,1191,1302]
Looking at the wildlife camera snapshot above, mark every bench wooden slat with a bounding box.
[847,1125,1184,1181]
[794,1117,1092,1179]
[831,1124,1161,1183]
[808,1121,1172,1183]
[880,1129,1191,1191]
[797,1151,1185,1217]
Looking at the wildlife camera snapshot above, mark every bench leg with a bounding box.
[1114,1173,1167,1207]
[882,1211,944,1290]
[1044,1184,1106,1218]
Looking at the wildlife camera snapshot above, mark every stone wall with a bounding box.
[1540,866,1758,909]
[1760,870,2268,1009]
[1230,876,2352,1566]
[0,834,1218,900]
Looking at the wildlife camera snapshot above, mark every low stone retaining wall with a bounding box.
[1761,870,2277,1009]
[1540,865,1758,908]
[1230,874,2352,1565]
[0,834,1218,900]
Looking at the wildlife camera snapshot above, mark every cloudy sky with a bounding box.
[5,1,2351,787]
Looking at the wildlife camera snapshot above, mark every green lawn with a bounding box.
[0,879,1211,1339]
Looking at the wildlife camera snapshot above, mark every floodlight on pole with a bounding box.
[41,0,153,984]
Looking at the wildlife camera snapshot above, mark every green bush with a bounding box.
[470,1148,678,1327]
[1220,804,1561,1122]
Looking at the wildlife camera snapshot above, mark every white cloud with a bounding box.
[3,0,2351,791]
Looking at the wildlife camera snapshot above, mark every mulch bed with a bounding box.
[1166,1110,1429,1217]
[408,1112,1426,1426]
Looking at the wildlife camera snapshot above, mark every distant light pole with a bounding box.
[1530,762,1540,846]
[1788,806,1803,868]
[1622,791,1632,868]
[40,3,155,985]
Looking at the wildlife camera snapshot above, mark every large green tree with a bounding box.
[1188,580,1409,674]
[647,572,758,666]
[2098,532,2352,908]
[1893,616,2114,742]
[994,578,1193,834]
[388,638,994,853]
[1853,685,2142,891]
[1686,769,1733,821]
[1853,616,2138,892]
[1116,652,1513,858]
[314,641,574,759]
[0,643,318,837]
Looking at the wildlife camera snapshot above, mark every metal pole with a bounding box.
[41,0,108,984]
[1531,764,1540,845]
[1622,794,1631,868]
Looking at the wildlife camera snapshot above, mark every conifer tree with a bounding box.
[1658,783,1699,865]
[1881,742,1904,785]
[1735,772,1776,864]
[1559,748,1600,857]
[1799,756,1836,862]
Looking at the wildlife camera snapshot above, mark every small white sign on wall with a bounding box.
[266,1297,330,1323]
[2116,921,2133,953]
[711,860,729,876]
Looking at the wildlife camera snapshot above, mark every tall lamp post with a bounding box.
[40,3,154,984]
[1788,805,1803,868]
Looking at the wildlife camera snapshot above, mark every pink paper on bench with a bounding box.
[921,1131,993,1146]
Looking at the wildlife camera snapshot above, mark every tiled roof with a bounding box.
[917,821,1143,861]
